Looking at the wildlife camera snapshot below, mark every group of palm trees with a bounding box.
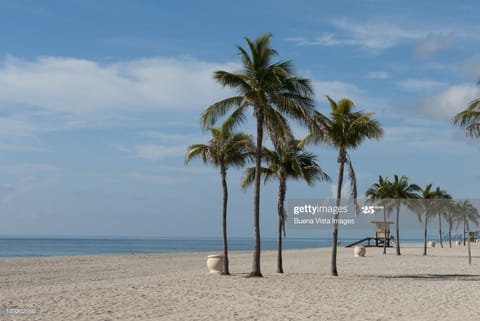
[186,33,382,277]
[366,176,480,258]
[185,32,480,277]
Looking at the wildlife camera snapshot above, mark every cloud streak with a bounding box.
[0,56,238,115]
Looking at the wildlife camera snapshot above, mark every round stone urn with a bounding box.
[206,254,224,273]
[354,246,366,257]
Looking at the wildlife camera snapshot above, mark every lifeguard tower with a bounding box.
[372,221,393,247]
[345,221,394,248]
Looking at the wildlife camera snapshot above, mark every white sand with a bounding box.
[1,244,480,321]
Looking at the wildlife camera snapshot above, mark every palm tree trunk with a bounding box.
[467,220,471,265]
[251,109,263,277]
[395,204,401,255]
[463,220,466,246]
[438,213,443,248]
[331,148,345,277]
[383,206,387,255]
[423,211,428,256]
[221,167,230,275]
[448,216,452,248]
[277,175,287,273]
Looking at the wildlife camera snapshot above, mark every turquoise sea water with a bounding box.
[0,237,424,258]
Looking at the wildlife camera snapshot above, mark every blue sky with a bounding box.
[0,0,479,237]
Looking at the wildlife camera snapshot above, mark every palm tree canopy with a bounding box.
[366,175,392,200]
[453,98,480,138]
[390,175,421,199]
[201,33,316,145]
[303,96,383,204]
[365,175,395,215]
[454,200,480,229]
[305,96,384,150]
[418,184,451,221]
[242,140,331,188]
[185,125,254,170]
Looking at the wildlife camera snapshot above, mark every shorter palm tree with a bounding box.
[242,140,330,273]
[433,188,451,248]
[454,200,480,264]
[389,175,421,255]
[305,96,383,276]
[419,184,447,255]
[186,125,254,275]
[366,176,393,255]
[453,98,480,138]
[444,199,459,248]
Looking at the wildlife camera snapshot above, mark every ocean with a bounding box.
[0,237,424,258]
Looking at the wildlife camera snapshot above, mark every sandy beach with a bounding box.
[1,244,480,321]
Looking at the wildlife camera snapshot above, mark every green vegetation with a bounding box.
[241,140,330,273]
[187,33,480,277]
[185,125,254,275]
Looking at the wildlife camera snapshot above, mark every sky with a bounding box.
[0,0,479,238]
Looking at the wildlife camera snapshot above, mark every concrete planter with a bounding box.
[207,254,224,273]
[354,246,366,257]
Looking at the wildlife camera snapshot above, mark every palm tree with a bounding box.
[242,140,330,273]
[454,200,480,264]
[455,200,480,244]
[305,96,383,276]
[433,187,452,248]
[185,125,254,275]
[389,175,421,255]
[202,33,315,277]
[419,184,446,256]
[453,98,480,138]
[445,199,459,248]
[366,176,393,255]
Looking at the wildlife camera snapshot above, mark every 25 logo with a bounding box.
[361,206,376,215]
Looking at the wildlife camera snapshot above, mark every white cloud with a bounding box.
[367,71,391,79]
[287,18,464,55]
[419,84,480,119]
[287,19,425,50]
[118,144,186,161]
[313,81,363,102]
[0,56,238,115]
[399,79,448,92]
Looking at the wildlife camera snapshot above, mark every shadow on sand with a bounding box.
[381,274,480,281]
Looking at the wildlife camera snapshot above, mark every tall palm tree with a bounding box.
[185,125,254,275]
[202,33,315,277]
[389,175,421,255]
[453,98,480,138]
[366,176,393,255]
[305,96,383,276]
[242,140,330,273]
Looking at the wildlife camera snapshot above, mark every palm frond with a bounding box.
[201,96,246,128]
